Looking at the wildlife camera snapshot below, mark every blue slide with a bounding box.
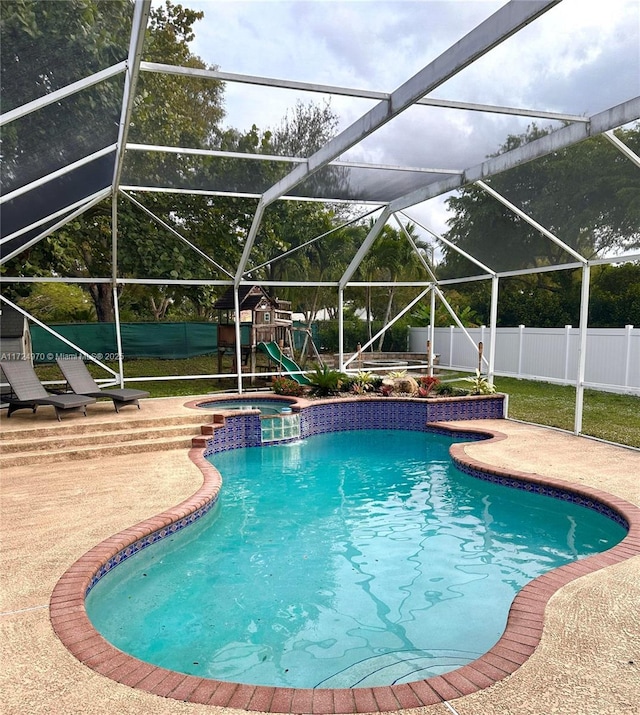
[258,342,310,384]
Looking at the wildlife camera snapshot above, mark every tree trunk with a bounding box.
[88,283,115,322]
[366,287,373,344]
[377,287,395,351]
[150,296,172,320]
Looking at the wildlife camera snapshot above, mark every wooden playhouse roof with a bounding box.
[213,285,276,311]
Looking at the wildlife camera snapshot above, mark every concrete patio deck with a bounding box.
[1,396,639,715]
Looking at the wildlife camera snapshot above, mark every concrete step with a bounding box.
[1,435,198,468]
[0,423,204,454]
[0,413,210,442]
[0,405,216,468]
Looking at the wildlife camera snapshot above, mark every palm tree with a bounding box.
[356,221,429,349]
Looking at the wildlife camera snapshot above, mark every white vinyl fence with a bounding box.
[409,325,640,394]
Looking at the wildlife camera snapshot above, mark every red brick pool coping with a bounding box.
[49,423,640,713]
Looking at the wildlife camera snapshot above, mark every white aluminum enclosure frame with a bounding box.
[1,0,640,439]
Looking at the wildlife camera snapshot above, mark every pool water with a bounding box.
[86,429,626,689]
[198,398,293,415]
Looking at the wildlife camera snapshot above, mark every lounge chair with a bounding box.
[0,359,96,421]
[56,357,149,412]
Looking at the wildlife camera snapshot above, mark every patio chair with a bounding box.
[56,357,149,412]
[0,359,96,421]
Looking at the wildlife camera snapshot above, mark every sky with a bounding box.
[175,0,640,236]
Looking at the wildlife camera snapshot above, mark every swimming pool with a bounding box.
[85,428,626,689]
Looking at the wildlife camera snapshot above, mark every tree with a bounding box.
[441,123,640,278]
[439,123,640,327]
[589,262,640,327]
[20,282,97,323]
[496,272,580,327]
[232,101,347,321]
[410,293,482,328]
[348,221,429,346]
[3,1,228,321]
[1,0,133,191]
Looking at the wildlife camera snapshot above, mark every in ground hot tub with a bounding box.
[197,397,297,415]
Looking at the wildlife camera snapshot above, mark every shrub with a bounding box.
[272,376,305,396]
[434,382,469,397]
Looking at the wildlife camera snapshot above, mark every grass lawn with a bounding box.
[34,355,272,397]
[491,377,640,449]
[34,358,640,449]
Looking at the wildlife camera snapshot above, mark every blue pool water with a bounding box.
[198,398,293,415]
[86,429,625,689]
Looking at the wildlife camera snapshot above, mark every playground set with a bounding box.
[213,286,320,384]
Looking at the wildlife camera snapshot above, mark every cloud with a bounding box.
[188,0,637,134]
[181,0,639,224]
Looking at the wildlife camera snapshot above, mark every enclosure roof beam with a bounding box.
[0,62,127,127]
[346,281,436,288]
[259,1,561,209]
[120,185,264,199]
[588,252,640,266]
[0,276,113,284]
[603,130,640,168]
[495,262,584,279]
[111,0,151,193]
[469,97,640,182]
[121,185,384,205]
[126,143,461,175]
[398,210,496,276]
[389,96,640,213]
[475,179,587,264]
[141,59,586,123]
[339,207,392,289]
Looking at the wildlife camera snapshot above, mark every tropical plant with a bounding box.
[350,370,376,393]
[464,369,496,395]
[411,297,481,328]
[306,364,348,396]
[417,375,440,397]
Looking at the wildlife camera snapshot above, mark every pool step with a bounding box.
[1,436,198,467]
[0,412,213,468]
[0,423,204,455]
[0,413,208,441]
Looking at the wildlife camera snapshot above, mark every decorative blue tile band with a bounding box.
[85,497,219,597]
[453,459,629,529]
[203,413,262,457]
[298,396,504,437]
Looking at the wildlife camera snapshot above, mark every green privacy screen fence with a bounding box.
[30,322,317,363]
